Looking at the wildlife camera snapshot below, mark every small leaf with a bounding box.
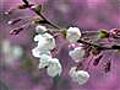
[98,29,109,39]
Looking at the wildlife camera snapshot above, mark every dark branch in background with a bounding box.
[22,0,29,5]
[77,39,120,50]
[104,59,111,73]
[7,0,120,51]
[22,0,60,29]
[10,23,31,35]
[31,7,60,29]
[93,54,103,66]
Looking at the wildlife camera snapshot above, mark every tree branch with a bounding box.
[77,39,120,50]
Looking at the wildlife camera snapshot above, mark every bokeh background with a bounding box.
[0,0,120,90]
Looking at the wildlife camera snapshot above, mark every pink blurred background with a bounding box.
[0,0,120,90]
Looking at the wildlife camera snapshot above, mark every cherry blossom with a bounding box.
[66,27,82,43]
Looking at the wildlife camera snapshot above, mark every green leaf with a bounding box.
[98,29,109,39]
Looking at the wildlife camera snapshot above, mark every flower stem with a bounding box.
[22,0,61,29]
[36,13,61,29]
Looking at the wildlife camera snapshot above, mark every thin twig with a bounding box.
[78,39,120,50]
[21,0,60,29]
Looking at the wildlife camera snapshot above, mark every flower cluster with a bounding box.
[66,27,90,85]
[32,26,90,84]
[6,0,120,85]
[32,25,62,77]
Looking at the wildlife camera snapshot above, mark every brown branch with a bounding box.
[21,0,60,29]
[77,39,120,50]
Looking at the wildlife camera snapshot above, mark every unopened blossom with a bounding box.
[69,47,85,63]
[35,25,47,34]
[47,58,62,77]
[38,54,52,69]
[110,28,120,39]
[66,27,82,43]
[69,67,90,85]
[32,47,51,58]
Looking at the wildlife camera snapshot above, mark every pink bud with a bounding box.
[10,27,23,35]
[110,28,120,39]
[8,18,22,25]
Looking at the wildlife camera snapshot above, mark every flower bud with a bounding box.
[110,28,120,39]
[10,27,24,35]
[98,29,109,39]
[8,18,22,25]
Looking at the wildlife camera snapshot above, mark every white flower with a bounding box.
[76,70,90,85]
[47,58,62,77]
[38,54,52,69]
[38,56,62,77]
[35,25,47,34]
[69,67,78,81]
[66,27,81,43]
[32,47,51,58]
[34,33,56,51]
[69,67,90,85]
[34,34,45,42]
[69,47,85,63]
[41,33,56,50]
